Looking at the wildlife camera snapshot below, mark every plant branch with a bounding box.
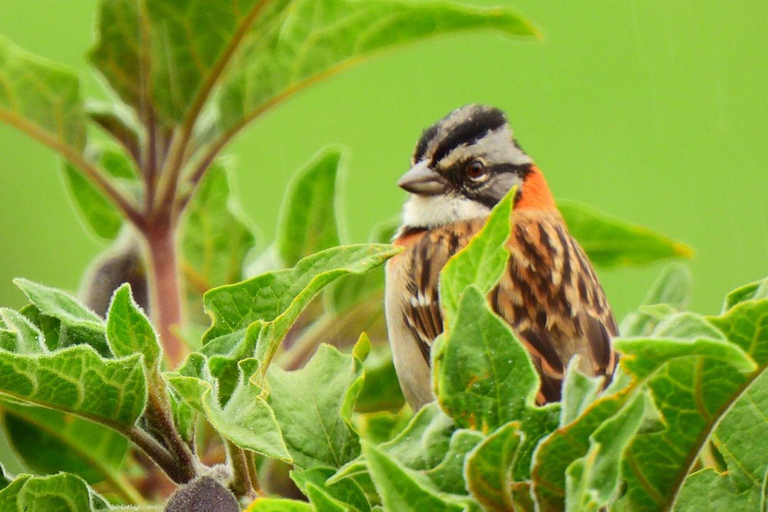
[124,425,189,484]
[155,0,272,216]
[226,442,259,500]
[0,112,145,227]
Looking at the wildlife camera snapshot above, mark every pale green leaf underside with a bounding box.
[559,200,693,268]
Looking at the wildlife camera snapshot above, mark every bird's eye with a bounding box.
[466,160,486,179]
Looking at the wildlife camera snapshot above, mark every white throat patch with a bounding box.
[401,193,491,229]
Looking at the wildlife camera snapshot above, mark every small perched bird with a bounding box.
[385,104,618,410]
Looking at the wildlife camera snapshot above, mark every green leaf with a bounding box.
[531,304,762,511]
[620,263,692,337]
[723,277,768,312]
[0,308,44,354]
[218,0,537,133]
[106,284,161,372]
[558,200,693,268]
[0,473,100,512]
[433,287,559,479]
[355,344,406,414]
[465,422,525,512]
[560,357,604,426]
[168,355,289,461]
[424,429,483,495]
[0,35,86,152]
[268,344,363,469]
[181,161,256,323]
[291,466,370,512]
[0,402,129,488]
[89,0,143,113]
[0,344,145,428]
[363,442,465,512]
[245,499,313,512]
[63,162,123,240]
[276,146,343,267]
[14,279,109,356]
[439,188,513,321]
[565,395,645,512]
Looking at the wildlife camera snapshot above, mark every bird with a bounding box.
[384,104,618,410]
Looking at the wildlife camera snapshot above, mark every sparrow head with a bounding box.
[398,104,537,229]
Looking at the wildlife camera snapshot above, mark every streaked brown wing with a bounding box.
[493,210,618,403]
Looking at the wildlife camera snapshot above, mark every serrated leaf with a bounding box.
[0,473,99,512]
[0,402,129,489]
[276,146,342,267]
[433,287,559,479]
[63,162,123,240]
[106,284,161,372]
[439,188,513,320]
[291,467,370,512]
[565,394,645,512]
[268,344,363,470]
[0,35,86,152]
[218,0,537,133]
[168,355,289,461]
[620,263,692,337]
[558,200,693,268]
[363,442,465,512]
[14,279,109,356]
[0,344,145,428]
[465,422,525,512]
[181,161,256,323]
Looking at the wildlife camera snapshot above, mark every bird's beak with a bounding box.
[397,161,448,196]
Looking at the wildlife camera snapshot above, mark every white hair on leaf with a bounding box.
[402,192,491,228]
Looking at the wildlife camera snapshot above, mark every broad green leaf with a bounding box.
[723,277,768,312]
[532,306,760,511]
[565,394,645,512]
[433,286,559,479]
[106,284,161,372]
[439,188,513,320]
[0,308,44,354]
[558,200,693,268]
[0,403,130,491]
[560,357,604,426]
[0,36,86,153]
[306,483,356,512]
[354,408,411,445]
[465,422,525,512]
[291,467,370,512]
[620,263,692,337]
[89,0,143,113]
[203,244,399,343]
[218,0,537,133]
[0,344,145,428]
[63,162,123,240]
[593,301,766,512]
[424,429,483,495]
[355,345,406,413]
[14,279,109,356]
[363,442,464,512]
[168,355,289,461]
[268,344,363,469]
[181,161,256,323]
[276,146,342,267]
[675,371,768,511]
[0,473,99,512]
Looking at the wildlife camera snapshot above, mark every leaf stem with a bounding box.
[226,441,259,500]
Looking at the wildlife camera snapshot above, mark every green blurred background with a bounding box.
[0,0,766,319]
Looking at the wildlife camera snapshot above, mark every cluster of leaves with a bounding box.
[1,0,765,510]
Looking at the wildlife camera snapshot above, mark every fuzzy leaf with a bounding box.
[424,429,484,495]
[0,35,86,153]
[106,284,161,372]
[218,0,537,133]
[0,403,128,487]
[439,188,513,320]
[168,355,289,461]
[276,146,342,267]
[433,286,559,479]
[558,200,693,268]
[268,344,363,469]
[465,422,525,512]
[14,279,109,356]
[181,161,256,322]
[723,278,768,312]
[363,442,465,512]
[0,473,102,511]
